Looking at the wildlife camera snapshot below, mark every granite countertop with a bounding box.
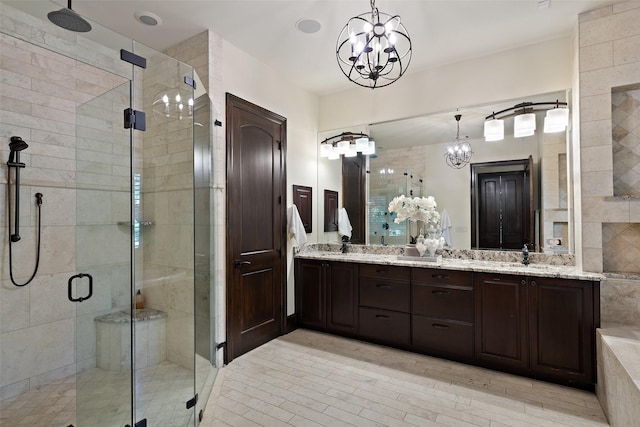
[295,250,604,281]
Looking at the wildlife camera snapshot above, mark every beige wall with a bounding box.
[319,37,574,131]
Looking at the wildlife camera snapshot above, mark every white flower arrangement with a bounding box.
[388,195,441,226]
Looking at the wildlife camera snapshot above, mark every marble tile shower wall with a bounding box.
[140,53,196,370]
[0,4,133,400]
[579,1,640,326]
[612,88,640,196]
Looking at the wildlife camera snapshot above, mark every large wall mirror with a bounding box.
[317,91,574,254]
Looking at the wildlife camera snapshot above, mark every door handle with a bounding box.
[432,290,449,295]
[68,273,93,302]
[234,260,252,268]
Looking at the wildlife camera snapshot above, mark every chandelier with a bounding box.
[484,100,569,141]
[336,0,412,89]
[445,114,473,169]
[320,132,375,160]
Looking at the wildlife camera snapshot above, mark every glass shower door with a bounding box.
[132,45,197,426]
[75,81,134,427]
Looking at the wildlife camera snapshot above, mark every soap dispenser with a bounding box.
[135,289,145,309]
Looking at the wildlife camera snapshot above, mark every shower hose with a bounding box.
[6,171,42,287]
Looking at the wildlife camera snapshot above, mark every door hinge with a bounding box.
[277,140,282,150]
[184,75,195,89]
[186,393,198,409]
[120,49,147,69]
[134,419,147,427]
[278,195,282,204]
[124,108,146,131]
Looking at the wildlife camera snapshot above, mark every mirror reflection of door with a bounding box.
[342,154,366,243]
[471,157,535,250]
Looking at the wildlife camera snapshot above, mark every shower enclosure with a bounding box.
[0,2,216,426]
[367,166,423,246]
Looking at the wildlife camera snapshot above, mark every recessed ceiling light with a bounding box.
[296,18,321,34]
[135,11,162,26]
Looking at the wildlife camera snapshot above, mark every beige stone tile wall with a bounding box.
[138,51,196,371]
[579,1,640,274]
[579,1,640,327]
[0,4,133,400]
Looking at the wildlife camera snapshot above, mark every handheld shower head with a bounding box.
[9,136,28,152]
[48,0,92,32]
[8,136,28,164]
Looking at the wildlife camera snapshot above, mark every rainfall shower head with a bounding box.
[48,0,92,33]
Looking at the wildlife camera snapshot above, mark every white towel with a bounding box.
[440,208,452,246]
[287,205,307,246]
[338,208,352,239]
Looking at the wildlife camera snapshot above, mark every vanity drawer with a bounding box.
[360,264,410,281]
[359,307,410,346]
[412,283,473,322]
[412,268,472,287]
[360,277,410,312]
[412,315,473,359]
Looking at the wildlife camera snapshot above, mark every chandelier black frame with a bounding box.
[336,0,412,89]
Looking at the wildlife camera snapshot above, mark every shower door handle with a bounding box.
[68,273,93,302]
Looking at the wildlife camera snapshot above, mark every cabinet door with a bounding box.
[295,259,326,329]
[474,273,528,371]
[326,262,358,334]
[530,277,594,386]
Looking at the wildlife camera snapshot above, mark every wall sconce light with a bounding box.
[484,100,569,141]
[320,132,375,160]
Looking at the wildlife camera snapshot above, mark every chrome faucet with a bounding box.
[522,244,530,266]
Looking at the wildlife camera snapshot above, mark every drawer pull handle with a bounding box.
[432,323,449,329]
[531,280,537,287]
[375,314,390,320]
[432,290,449,295]
[521,280,527,285]
[376,284,392,289]
[376,269,390,274]
[432,274,448,279]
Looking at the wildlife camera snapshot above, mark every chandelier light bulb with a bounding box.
[162,94,169,104]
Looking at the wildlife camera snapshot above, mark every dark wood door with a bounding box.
[342,154,366,243]
[295,259,326,329]
[477,171,526,250]
[474,273,529,372]
[326,262,358,334]
[530,277,595,386]
[226,93,286,362]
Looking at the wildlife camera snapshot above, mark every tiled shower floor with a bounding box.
[0,361,194,427]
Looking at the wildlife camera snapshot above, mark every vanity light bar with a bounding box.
[484,100,569,141]
[320,131,376,159]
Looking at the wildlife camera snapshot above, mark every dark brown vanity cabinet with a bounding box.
[295,259,358,335]
[474,272,598,387]
[412,269,474,360]
[358,264,411,347]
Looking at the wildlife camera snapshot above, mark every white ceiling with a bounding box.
[6,0,625,95]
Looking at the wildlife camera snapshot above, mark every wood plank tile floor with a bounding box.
[201,329,608,427]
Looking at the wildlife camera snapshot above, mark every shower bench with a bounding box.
[95,308,167,371]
